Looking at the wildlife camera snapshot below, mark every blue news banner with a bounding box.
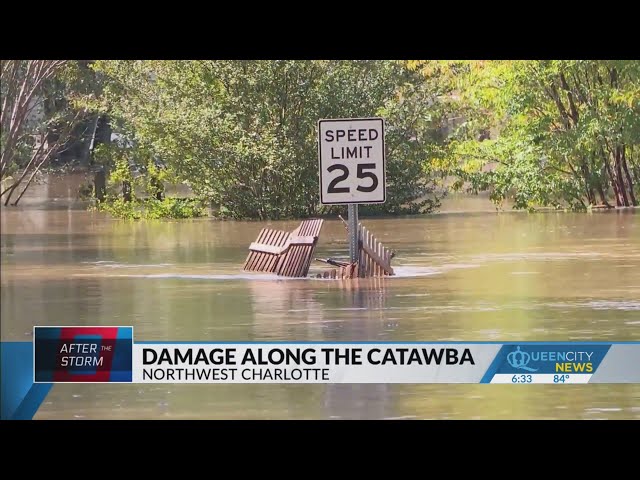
[132,342,640,384]
[2,326,639,419]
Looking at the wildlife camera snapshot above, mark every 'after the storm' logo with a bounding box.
[34,326,133,382]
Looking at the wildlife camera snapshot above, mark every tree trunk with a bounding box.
[12,167,40,206]
[122,181,132,202]
[94,169,106,202]
[603,150,623,207]
[595,176,610,207]
[80,116,100,166]
[95,115,112,146]
[621,146,637,206]
[3,183,18,206]
[580,162,595,205]
[12,144,62,207]
[89,115,112,163]
[151,177,164,201]
[1,144,44,205]
[614,145,629,207]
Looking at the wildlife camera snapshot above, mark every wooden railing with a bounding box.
[357,223,394,277]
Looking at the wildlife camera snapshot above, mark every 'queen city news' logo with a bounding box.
[34,326,133,383]
[498,344,604,375]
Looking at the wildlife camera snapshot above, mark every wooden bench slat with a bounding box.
[257,228,278,270]
[265,229,289,272]
[244,227,288,272]
[290,235,317,245]
[276,219,323,278]
[249,242,285,255]
[244,228,268,271]
[249,235,317,255]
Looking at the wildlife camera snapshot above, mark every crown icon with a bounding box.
[507,346,538,372]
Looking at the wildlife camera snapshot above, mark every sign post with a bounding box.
[318,118,386,265]
[347,204,359,263]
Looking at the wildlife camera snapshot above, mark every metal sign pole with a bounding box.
[348,203,359,264]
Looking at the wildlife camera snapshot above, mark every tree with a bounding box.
[92,60,450,219]
[442,60,640,210]
[0,60,94,206]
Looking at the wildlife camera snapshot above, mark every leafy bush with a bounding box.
[95,197,206,220]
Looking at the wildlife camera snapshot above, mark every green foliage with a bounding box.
[95,196,206,220]
[141,198,206,219]
[91,60,451,219]
[94,197,142,220]
[108,156,134,187]
[444,60,640,210]
[94,144,204,219]
[7,60,638,215]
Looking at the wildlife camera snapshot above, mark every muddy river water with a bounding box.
[1,182,638,419]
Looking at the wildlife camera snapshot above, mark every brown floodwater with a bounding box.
[1,178,639,419]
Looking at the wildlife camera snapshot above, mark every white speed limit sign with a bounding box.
[318,117,386,205]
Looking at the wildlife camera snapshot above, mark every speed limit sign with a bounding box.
[318,118,386,205]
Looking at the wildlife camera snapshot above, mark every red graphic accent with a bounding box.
[53,327,118,382]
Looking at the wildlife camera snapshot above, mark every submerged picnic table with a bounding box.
[244,219,324,278]
[243,218,395,279]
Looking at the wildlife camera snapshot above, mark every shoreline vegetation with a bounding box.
[1,168,637,221]
[1,61,638,220]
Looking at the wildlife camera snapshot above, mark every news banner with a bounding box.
[27,327,640,384]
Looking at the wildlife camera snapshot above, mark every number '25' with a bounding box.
[327,164,378,193]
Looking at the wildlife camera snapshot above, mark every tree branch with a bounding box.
[544,82,571,130]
